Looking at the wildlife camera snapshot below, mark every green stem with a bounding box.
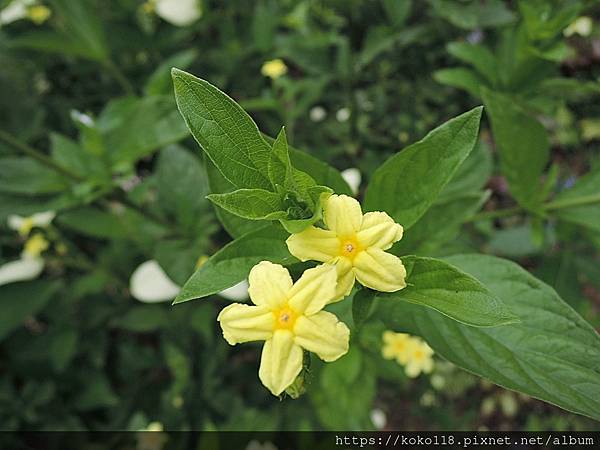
[0,129,174,230]
[467,193,600,222]
[0,129,83,181]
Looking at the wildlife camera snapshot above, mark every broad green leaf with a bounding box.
[156,145,211,232]
[50,133,93,177]
[205,159,264,238]
[0,157,69,195]
[447,42,498,85]
[379,256,517,327]
[438,140,492,200]
[364,107,483,229]
[172,69,272,190]
[263,133,352,195]
[57,207,130,239]
[0,280,61,341]
[268,127,296,191]
[483,89,550,211]
[173,225,295,304]
[433,68,485,98]
[551,168,600,233]
[207,189,287,220]
[394,192,488,255]
[377,254,600,421]
[97,96,190,167]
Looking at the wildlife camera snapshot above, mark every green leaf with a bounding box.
[447,42,498,85]
[207,189,287,220]
[98,96,190,167]
[0,281,61,341]
[279,185,331,233]
[263,133,352,195]
[111,306,169,332]
[57,207,130,239]
[268,127,296,191]
[172,69,272,190]
[433,68,486,98]
[483,89,550,211]
[430,0,516,29]
[156,145,211,231]
[0,157,69,195]
[173,225,295,304]
[205,159,265,238]
[439,140,492,200]
[395,192,489,254]
[379,256,517,327]
[377,254,600,421]
[364,106,483,229]
[551,168,600,233]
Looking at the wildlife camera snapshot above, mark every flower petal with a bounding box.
[356,211,403,250]
[0,258,44,286]
[31,211,56,227]
[217,303,274,345]
[293,311,350,362]
[331,257,355,302]
[248,261,292,308]
[219,280,249,301]
[288,264,337,315]
[353,248,407,292]
[323,194,363,237]
[286,226,339,262]
[130,260,180,303]
[259,330,303,396]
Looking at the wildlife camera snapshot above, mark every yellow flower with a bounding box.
[22,233,49,259]
[217,261,350,396]
[286,194,406,300]
[261,59,288,79]
[382,331,434,378]
[27,4,51,24]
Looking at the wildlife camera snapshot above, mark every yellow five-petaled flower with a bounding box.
[217,261,350,396]
[286,194,407,300]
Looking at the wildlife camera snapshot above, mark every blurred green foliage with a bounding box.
[0,0,599,435]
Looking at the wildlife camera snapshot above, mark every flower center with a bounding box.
[273,305,297,331]
[339,236,362,260]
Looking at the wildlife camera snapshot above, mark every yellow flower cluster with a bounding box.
[261,59,288,79]
[382,331,434,378]
[217,194,407,396]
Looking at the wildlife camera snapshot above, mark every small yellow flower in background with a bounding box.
[195,254,209,270]
[286,194,406,300]
[382,331,434,378]
[22,233,49,259]
[27,4,50,24]
[217,261,350,396]
[261,59,288,79]
[8,211,55,236]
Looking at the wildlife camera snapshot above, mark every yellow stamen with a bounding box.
[273,305,297,330]
[339,236,362,260]
[18,217,35,236]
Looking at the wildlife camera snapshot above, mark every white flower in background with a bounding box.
[150,0,203,27]
[336,107,350,122]
[8,211,55,236]
[340,168,361,195]
[370,408,387,430]
[218,280,249,301]
[564,16,593,37]
[0,230,50,287]
[0,0,51,26]
[130,260,180,303]
[309,106,326,122]
[0,257,44,286]
[70,110,95,127]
